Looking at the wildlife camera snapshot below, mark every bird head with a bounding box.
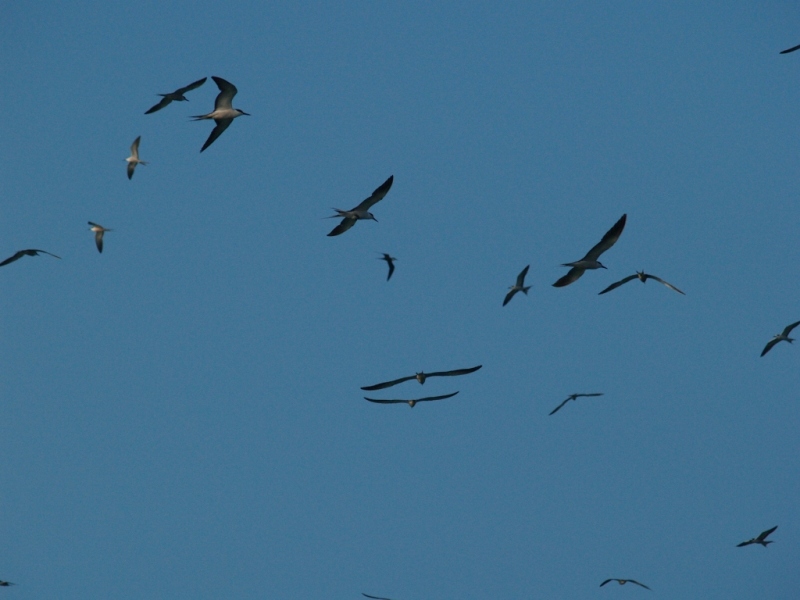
[598,262,607,269]
[367,212,378,222]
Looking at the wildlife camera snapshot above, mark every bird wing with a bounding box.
[736,539,754,547]
[367,392,459,404]
[646,274,685,295]
[552,266,585,287]
[386,258,395,280]
[760,337,780,357]
[200,118,233,152]
[0,251,26,266]
[584,213,627,261]
[361,374,417,391]
[426,365,482,378]
[145,97,172,114]
[211,76,238,110]
[576,393,603,398]
[780,43,800,54]
[362,594,394,600]
[327,217,357,237]
[130,136,141,158]
[549,398,571,415]
[95,231,104,253]
[598,274,638,295]
[757,525,778,541]
[516,264,530,286]
[599,579,614,587]
[127,161,136,179]
[353,175,394,211]
[628,580,651,590]
[503,288,518,306]
[781,321,800,336]
[35,249,61,259]
[177,76,208,94]
[364,397,407,404]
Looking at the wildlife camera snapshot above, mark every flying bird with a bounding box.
[780,44,800,54]
[600,579,651,591]
[553,214,627,287]
[144,77,207,114]
[125,136,148,180]
[192,76,250,152]
[503,265,530,306]
[760,321,800,357]
[361,365,482,391]
[549,393,604,415]
[88,222,112,253]
[737,525,778,547]
[327,176,394,236]
[379,253,397,280]
[598,271,684,295]
[0,249,61,267]
[364,391,459,408]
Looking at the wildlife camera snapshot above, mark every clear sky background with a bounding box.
[0,2,798,599]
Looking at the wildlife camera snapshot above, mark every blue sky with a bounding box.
[0,2,798,599]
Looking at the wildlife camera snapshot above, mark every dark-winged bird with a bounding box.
[379,253,397,280]
[549,392,603,415]
[553,214,627,287]
[0,581,14,586]
[599,271,684,295]
[88,222,112,253]
[780,44,800,54]
[192,76,249,152]
[125,136,148,180]
[503,265,530,306]
[760,321,800,357]
[327,176,394,236]
[737,525,778,547]
[364,391,459,408]
[600,579,651,590]
[145,77,207,114]
[362,365,482,391]
[0,249,61,267]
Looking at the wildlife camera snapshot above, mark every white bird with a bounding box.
[327,176,393,236]
[599,271,684,295]
[88,222,112,254]
[125,136,148,180]
[145,77,207,114]
[553,214,627,287]
[760,321,800,357]
[549,393,604,415]
[503,265,530,306]
[192,76,250,152]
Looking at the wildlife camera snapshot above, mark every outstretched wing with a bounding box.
[503,288,519,306]
[385,258,395,280]
[516,264,530,286]
[426,365,482,378]
[327,217,357,237]
[647,274,685,295]
[598,274,638,295]
[364,397,407,404]
[781,321,800,336]
[353,175,394,211]
[95,231,104,253]
[211,76,238,110]
[361,374,417,391]
[549,398,571,416]
[177,76,208,95]
[200,118,232,152]
[363,594,395,600]
[599,579,614,587]
[780,43,800,54]
[584,213,627,261]
[736,539,754,547]
[145,96,172,114]
[553,266,585,287]
[757,525,778,541]
[366,392,459,404]
[760,338,781,357]
[629,580,651,590]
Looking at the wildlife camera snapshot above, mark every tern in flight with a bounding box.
[88,222,112,253]
[760,321,800,357]
[379,253,397,280]
[503,265,530,306]
[737,525,778,547]
[364,391,459,408]
[600,579,651,591]
[125,136,148,180]
[192,76,250,152]
[599,271,684,295]
[0,249,61,267]
[553,214,627,287]
[327,175,394,236]
[362,365,482,391]
[780,44,800,54]
[549,392,603,416]
[145,77,207,114]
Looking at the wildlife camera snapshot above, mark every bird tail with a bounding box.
[522,286,531,295]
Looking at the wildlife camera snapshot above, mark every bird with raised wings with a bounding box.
[145,77,207,114]
[327,176,394,236]
[379,253,397,280]
[503,265,530,306]
[760,321,800,357]
[361,365,482,391]
[600,579,651,590]
[0,249,61,267]
[737,525,778,547]
[88,222,112,253]
[364,391,459,408]
[125,136,148,180]
[549,393,604,415]
[553,214,627,287]
[598,271,684,295]
[192,76,250,152]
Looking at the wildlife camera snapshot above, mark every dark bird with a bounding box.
[145,77,207,114]
[363,594,395,600]
[88,222,112,253]
[0,249,61,267]
[760,321,800,357]
[780,44,800,54]
[598,271,684,295]
[737,525,778,547]
[0,581,14,587]
[192,76,250,152]
[553,214,627,287]
[600,579,651,591]
[364,391,459,408]
[327,176,394,236]
[379,253,397,280]
[549,392,604,415]
[503,265,530,306]
[361,365,482,391]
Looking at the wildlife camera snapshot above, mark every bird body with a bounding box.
[364,391,459,407]
[125,136,148,179]
[327,176,394,236]
[193,76,249,152]
[88,222,112,253]
[737,525,778,547]
[503,265,530,306]
[361,365,482,391]
[553,214,627,287]
[379,253,397,280]
[0,249,61,267]
[145,77,207,114]
[599,271,684,295]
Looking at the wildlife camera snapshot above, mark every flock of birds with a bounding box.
[3,53,795,593]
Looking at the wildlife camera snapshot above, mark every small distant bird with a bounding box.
[363,594,394,600]
[760,321,800,357]
[364,391,459,408]
[0,581,15,586]
[144,77,207,114]
[125,136,148,180]
[88,222,112,253]
[737,525,778,547]
[327,176,394,236]
[503,265,530,306]
[553,214,627,287]
[379,253,397,280]
[599,271,684,295]
[600,579,651,591]
[192,76,250,152]
[780,44,800,54]
[362,365,482,391]
[549,392,604,415]
[0,249,61,267]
